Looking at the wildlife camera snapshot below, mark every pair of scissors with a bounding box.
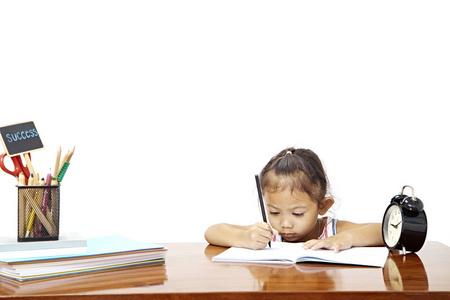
[0,152,31,183]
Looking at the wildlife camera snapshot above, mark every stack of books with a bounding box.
[0,235,167,282]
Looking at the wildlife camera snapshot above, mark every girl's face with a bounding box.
[265,188,321,242]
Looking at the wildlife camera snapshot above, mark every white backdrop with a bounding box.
[1,1,449,247]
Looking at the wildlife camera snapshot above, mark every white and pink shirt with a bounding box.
[272,217,338,242]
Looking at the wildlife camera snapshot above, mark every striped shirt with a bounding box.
[318,217,337,239]
[272,217,338,242]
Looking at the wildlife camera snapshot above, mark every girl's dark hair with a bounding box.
[260,147,330,203]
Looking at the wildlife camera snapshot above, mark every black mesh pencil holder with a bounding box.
[17,185,60,242]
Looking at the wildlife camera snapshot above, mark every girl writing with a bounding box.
[205,147,383,252]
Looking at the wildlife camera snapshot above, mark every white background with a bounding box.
[1,1,449,247]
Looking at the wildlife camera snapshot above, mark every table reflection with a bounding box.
[0,263,167,296]
[383,251,428,291]
[245,263,339,291]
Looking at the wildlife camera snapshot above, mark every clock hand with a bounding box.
[390,221,403,228]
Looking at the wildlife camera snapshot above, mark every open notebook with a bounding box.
[212,242,389,267]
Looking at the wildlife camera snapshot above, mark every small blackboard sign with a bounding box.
[0,121,44,156]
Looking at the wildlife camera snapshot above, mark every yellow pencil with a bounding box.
[25,191,40,238]
[51,146,61,185]
[67,146,75,162]
[18,172,26,186]
[23,153,36,185]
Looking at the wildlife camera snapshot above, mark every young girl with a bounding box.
[205,147,383,252]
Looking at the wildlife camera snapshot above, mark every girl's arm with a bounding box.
[303,221,383,252]
[204,222,273,250]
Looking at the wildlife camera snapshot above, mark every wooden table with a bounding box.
[0,241,449,299]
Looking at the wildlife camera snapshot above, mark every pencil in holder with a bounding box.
[17,185,60,242]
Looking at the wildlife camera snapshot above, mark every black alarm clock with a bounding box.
[382,185,427,254]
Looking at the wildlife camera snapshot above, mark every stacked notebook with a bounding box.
[0,235,167,282]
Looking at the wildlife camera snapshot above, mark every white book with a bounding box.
[0,237,87,260]
[212,242,389,267]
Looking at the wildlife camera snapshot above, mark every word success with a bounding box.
[5,129,39,143]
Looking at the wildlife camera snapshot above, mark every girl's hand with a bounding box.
[303,232,352,253]
[303,222,383,252]
[242,222,274,250]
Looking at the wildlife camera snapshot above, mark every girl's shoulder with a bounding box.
[318,216,337,239]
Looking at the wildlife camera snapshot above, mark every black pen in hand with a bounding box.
[255,174,271,248]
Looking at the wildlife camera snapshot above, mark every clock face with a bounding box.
[383,204,403,248]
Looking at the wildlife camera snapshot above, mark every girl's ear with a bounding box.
[318,197,334,215]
